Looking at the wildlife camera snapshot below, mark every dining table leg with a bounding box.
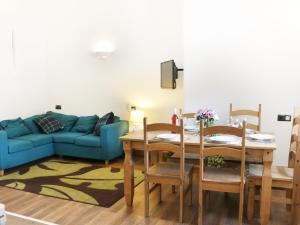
[260,150,273,225]
[124,140,134,207]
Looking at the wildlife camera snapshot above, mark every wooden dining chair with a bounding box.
[143,118,193,223]
[247,116,300,225]
[198,120,246,225]
[289,108,300,168]
[170,111,200,162]
[230,103,262,131]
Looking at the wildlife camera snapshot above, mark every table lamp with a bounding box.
[130,107,144,132]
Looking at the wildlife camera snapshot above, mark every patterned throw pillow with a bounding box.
[34,115,64,134]
[94,112,115,136]
[46,111,78,132]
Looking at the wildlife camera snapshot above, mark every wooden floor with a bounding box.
[0,156,298,225]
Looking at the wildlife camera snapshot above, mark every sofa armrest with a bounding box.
[0,131,8,170]
[100,121,129,160]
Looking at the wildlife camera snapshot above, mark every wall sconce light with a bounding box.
[93,40,115,60]
[129,106,144,132]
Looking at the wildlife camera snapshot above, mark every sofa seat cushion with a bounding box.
[52,132,85,144]
[8,139,33,154]
[75,135,101,147]
[15,134,52,147]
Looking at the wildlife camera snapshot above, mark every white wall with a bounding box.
[43,0,183,122]
[184,0,300,165]
[0,0,183,122]
[0,0,49,119]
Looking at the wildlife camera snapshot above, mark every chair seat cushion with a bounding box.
[148,162,193,178]
[52,132,85,144]
[203,167,242,183]
[248,164,293,181]
[15,134,52,147]
[75,135,101,147]
[8,139,33,154]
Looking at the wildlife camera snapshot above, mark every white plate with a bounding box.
[206,135,240,144]
[246,128,256,134]
[248,134,274,142]
[155,133,189,142]
[155,133,179,141]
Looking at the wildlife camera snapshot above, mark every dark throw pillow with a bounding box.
[46,111,78,132]
[0,117,32,138]
[71,115,98,133]
[94,112,115,136]
[34,115,64,134]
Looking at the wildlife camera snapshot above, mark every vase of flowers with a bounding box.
[196,108,225,168]
[195,108,219,127]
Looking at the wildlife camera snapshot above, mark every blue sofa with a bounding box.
[0,114,128,174]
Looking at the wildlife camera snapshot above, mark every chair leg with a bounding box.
[247,181,255,222]
[287,189,292,211]
[189,173,193,206]
[238,191,244,225]
[145,181,150,217]
[158,184,162,203]
[204,191,210,210]
[198,189,203,225]
[0,170,4,177]
[291,189,300,225]
[179,185,184,223]
[172,185,176,193]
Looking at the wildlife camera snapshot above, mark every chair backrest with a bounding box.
[229,103,262,131]
[199,120,246,184]
[289,114,300,168]
[179,109,196,119]
[143,118,185,180]
[182,113,196,119]
[292,127,300,211]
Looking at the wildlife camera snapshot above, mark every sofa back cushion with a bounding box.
[0,117,32,138]
[93,112,115,136]
[71,115,98,133]
[23,115,42,133]
[47,111,78,132]
[34,115,64,134]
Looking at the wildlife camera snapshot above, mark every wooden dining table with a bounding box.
[120,131,277,225]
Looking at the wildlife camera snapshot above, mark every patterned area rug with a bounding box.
[0,159,144,207]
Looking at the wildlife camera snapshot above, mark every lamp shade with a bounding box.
[130,110,144,123]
